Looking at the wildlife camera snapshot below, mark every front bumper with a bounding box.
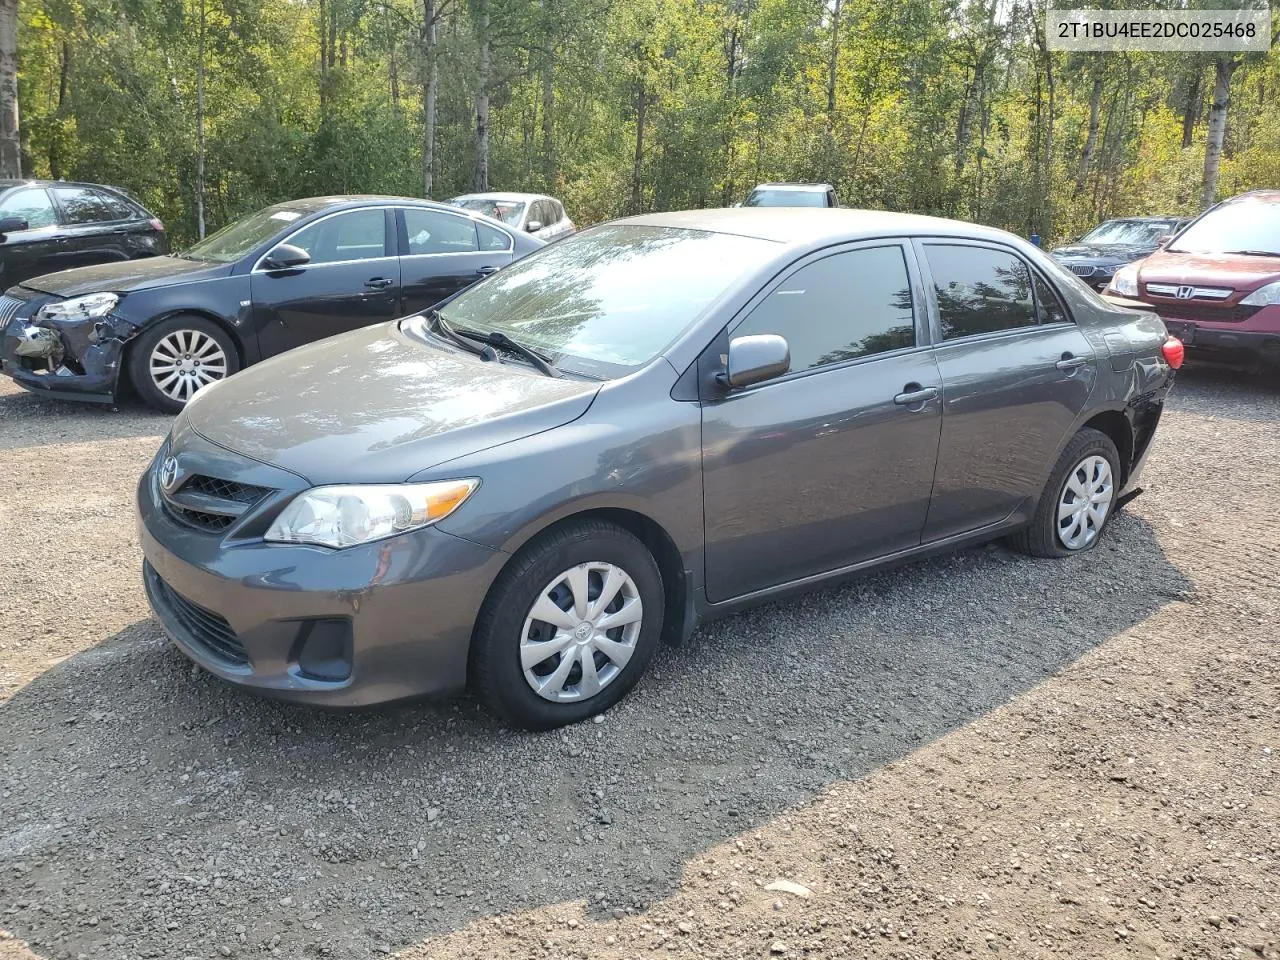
[136,437,508,706]
[1,307,133,403]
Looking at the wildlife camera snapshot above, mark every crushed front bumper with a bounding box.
[1,308,138,404]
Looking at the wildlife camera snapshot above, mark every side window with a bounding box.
[52,186,120,224]
[553,200,566,222]
[99,191,138,221]
[286,209,387,265]
[924,244,1037,340]
[0,187,57,229]
[732,246,916,375]
[403,209,479,255]
[1033,273,1070,325]
[477,221,512,252]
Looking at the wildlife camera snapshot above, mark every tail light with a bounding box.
[149,218,165,232]
[1161,336,1185,370]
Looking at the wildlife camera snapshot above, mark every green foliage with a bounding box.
[15,0,1280,246]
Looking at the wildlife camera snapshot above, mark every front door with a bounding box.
[397,207,514,315]
[251,207,401,358]
[916,240,1098,542]
[700,242,943,603]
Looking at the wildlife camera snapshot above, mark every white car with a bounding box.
[447,192,575,242]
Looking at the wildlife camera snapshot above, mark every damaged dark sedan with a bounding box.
[0,195,543,412]
[139,208,1182,730]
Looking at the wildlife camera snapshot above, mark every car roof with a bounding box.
[0,178,135,193]
[750,183,834,192]
[1097,215,1183,223]
[451,192,550,204]
[1224,189,1280,205]
[619,207,1020,247]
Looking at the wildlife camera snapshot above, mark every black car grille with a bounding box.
[148,565,249,665]
[1069,265,1097,278]
[1152,303,1262,325]
[0,293,26,327]
[163,474,273,533]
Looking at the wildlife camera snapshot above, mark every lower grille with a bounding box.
[1152,303,1262,324]
[148,564,248,665]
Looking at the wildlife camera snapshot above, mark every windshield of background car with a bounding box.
[454,198,525,225]
[426,224,778,378]
[1167,200,1280,256]
[1081,220,1171,246]
[182,205,307,262]
[744,189,826,208]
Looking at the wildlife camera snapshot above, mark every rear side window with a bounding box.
[477,221,512,251]
[733,245,916,374]
[52,186,126,224]
[1034,274,1070,325]
[0,187,57,229]
[924,244,1037,340]
[98,190,139,221]
[404,209,478,254]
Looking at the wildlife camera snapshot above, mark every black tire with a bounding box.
[128,315,239,414]
[470,519,665,730]
[1009,427,1121,558]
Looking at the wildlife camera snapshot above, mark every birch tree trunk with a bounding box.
[540,0,555,185]
[0,0,21,179]
[421,0,439,196]
[473,0,491,191]
[1200,54,1238,209]
[825,0,842,124]
[195,0,207,239]
[1074,74,1102,195]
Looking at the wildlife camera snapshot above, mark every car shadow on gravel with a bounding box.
[0,511,1193,959]
[0,387,169,451]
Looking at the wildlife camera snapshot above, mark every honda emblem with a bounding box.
[1175,285,1195,300]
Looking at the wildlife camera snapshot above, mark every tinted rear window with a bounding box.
[744,189,827,208]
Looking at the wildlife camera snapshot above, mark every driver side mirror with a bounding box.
[0,216,29,242]
[526,220,543,233]
[719,334,790,389]
[1155,234,1173,247]
[262,243,311,270]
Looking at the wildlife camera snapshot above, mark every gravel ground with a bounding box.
[0,364,1276,960]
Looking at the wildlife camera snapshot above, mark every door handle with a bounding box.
[363,277,394,289]
[893,385,940,406]
[1056,355,1090,371]
[475,265,500,277]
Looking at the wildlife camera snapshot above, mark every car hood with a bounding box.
[1050,242,1152,263]
[20,256,230,298]
[1136,249,1280,291]
[184,322,602,485]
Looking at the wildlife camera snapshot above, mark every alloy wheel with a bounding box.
[149,330,228,402]
[520,562,644,703]
[1056,454,1114,550]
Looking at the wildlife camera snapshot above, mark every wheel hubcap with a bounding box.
[520,562,643,703]
[150,330,228,402]
[1056,454,1113,550]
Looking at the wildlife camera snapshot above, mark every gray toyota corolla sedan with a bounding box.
[137,208,1181,729]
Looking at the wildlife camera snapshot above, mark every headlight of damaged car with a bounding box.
[37,292,120,322]
[1109,264,1140,297]
[1241,281,1280,307]
[265,479,480,549]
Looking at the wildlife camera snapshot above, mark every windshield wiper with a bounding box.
[1223,249,1280,258]
[454,327,563,378]
[427,309,497,362]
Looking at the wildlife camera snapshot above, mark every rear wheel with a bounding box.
[470,519,664,730]
[129,315,238,413]
[1010,427,1120,558]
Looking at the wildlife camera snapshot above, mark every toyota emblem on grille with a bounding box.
[159,456,180,492]
[1175,285,1195,299]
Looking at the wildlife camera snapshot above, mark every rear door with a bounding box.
[49,185,145,269]
[700,241,943,602]
[0,186,63,286]
[397,207,514,314]
[916,240,1097,542]
[251,207,401,357]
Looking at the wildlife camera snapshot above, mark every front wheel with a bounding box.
[128,315,239,413]
[1010,427,1121,558]
[470,519,664,730]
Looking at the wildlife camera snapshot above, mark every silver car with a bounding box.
[448,192,575,242]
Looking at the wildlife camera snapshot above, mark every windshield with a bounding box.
[182,205,307,262]
[1168,199,1280,256]
[1081,220,1174,246]
[452,197,526,226]
[744,189,826,208]
[422,224,778,378]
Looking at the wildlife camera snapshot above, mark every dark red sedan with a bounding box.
[1105,190,1280,369]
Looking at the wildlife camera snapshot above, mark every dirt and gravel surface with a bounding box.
[0,365,1276,960]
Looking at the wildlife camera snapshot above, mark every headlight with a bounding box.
[1109,265,1139,297]
[1241,281,1280,307]
[37,292,120,323]
[264,479,480,549]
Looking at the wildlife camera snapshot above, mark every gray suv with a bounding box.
[137,208,1178,729]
